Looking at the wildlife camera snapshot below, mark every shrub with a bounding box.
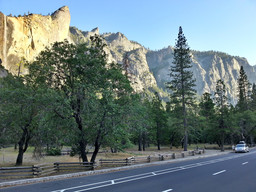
[46,147,61,156]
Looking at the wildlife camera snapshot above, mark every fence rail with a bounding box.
[99,158,134,167]
[0,166,35,178]
[0,149,205,180]
[0,162,94,179]
[54,162,94,172]
[99,149,205,167]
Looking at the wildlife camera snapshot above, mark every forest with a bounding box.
[1,32,256,166]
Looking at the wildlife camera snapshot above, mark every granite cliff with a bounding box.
[147,48,256,103]
[0,6,70,75]
[1,6,256,102]
[69,27,256,102]
[69,27,158,93]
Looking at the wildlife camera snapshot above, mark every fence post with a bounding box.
[203,148,205,153]
[54,162,59,172]
[32,165,40,177]
[91,162,94,170]
[172,153,176,159]
[192,151,195,156]
[181,152,185,158]
[131,156,135,165]
[126,158,129,166]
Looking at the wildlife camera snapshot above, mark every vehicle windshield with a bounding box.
[236,144,245,147]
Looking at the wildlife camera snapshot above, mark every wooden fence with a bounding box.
[99,157,134,167]
[54,162,94,172]
[0,166,36,179]
[0,162,94,179]
[0,149,205,180]
[99,149,205,167]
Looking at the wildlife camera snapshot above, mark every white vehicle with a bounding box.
[235,144,249,153]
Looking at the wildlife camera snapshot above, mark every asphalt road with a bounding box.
[1,149,256,192]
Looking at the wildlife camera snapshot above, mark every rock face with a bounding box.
[69,29,158,93]
[147,49,256,103]
[0,6,70,74]
[70,26,256,102]
[2,6,256,102]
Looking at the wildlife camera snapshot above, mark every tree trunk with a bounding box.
[79,139,88,162]
[220,119,225,152]
[91,112,106,163]
[111,148,117,153]
[157,142,161,150]
[142,133,146,151]
[74,112,88,162]
[170,143,173,150]
[91,139,100,163]
[184,130,188,151]
[182,86,188,151]
[250,135,254,147]
[220,134,225,152]
[16,128,30,166]
[16,144,24,166]
[157,122,161,150]
[138,132,142,151]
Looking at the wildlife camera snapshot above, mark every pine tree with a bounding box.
[237,66,251,111]
[152,92,167,150]
[167,26,196,151]
[199,92,216,143]
[250,83,256,110]
[214,79,229,151]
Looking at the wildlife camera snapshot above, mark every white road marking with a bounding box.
[213,170,226,176]
[52,151,256,192]
[242,162,248,165]
[162,189,173,192]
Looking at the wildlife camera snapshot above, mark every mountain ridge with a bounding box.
[1,6,255,103]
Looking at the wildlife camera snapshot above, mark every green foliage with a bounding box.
[151,92,167,150]
[250,83,256,110]
[2,29,256,163]
[25,35,133,162]
[0,71,49,165]
[127,94,154,151]
[46,147,61,156]
[237,66,251,111]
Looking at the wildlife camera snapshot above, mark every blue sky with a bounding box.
[1,0,256,65]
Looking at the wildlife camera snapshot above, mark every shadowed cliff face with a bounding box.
[147,49,256,103]
[0,6,70,75]
[69,26,256,102]
[69,28,158,93]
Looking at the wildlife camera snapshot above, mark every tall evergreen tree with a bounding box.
[167,26,196,151]
[199,92,215,119]
[199,92,216,143]
[236,66,252,142]
[214,79,229,151]
[237,66,251,111]
[152,92,167,150]
[250,83,256,111]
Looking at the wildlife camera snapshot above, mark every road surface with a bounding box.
[1,149,256,192]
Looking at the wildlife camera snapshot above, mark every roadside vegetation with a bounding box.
[1,28,256,166]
